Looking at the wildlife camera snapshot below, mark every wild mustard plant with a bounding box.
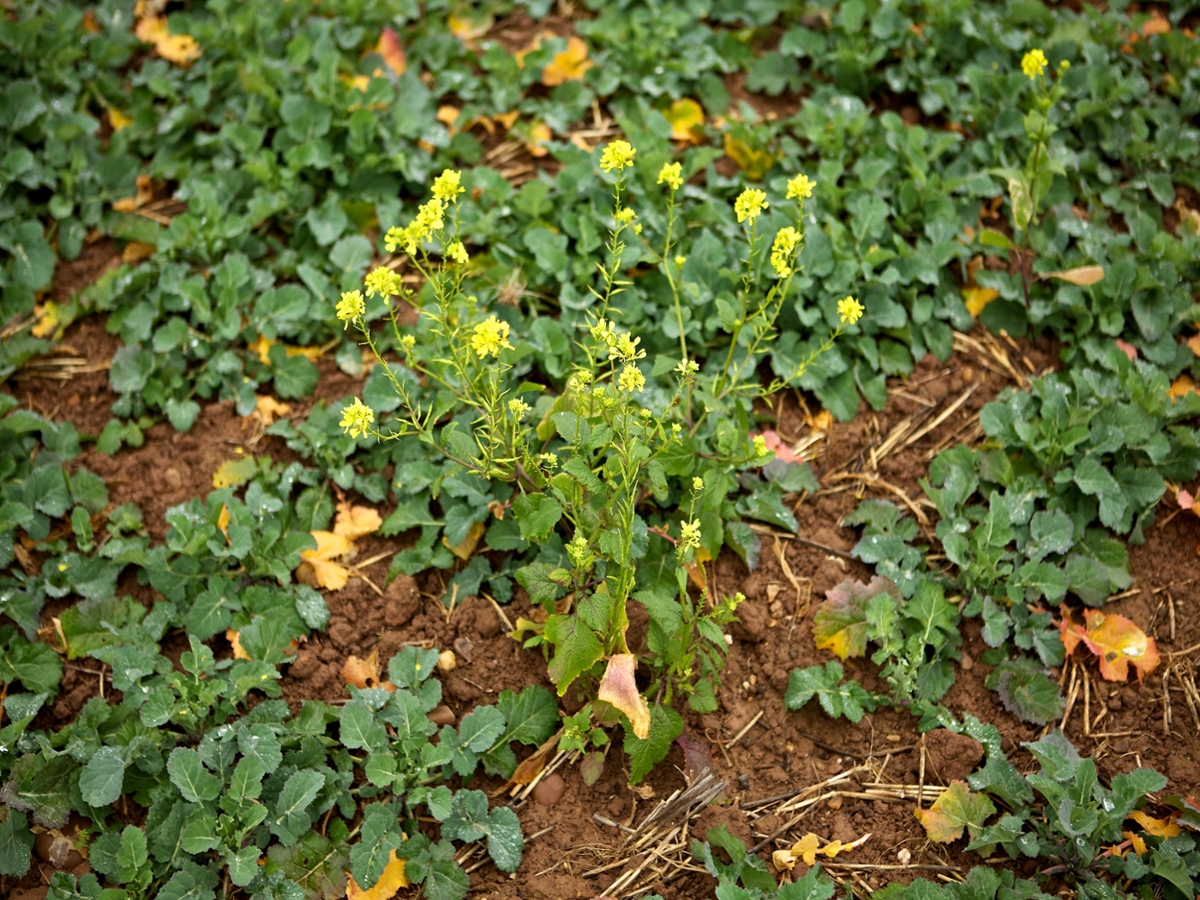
[334,143,860,777]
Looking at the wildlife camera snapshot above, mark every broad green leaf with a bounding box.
[625,705,683,784]
[79,746,126,808]
[784,662,876,723]
[0,810,34,876]
[167,748,221,803]
[272,769,325,846]
[511,493,563,542]
[544,612,603,695]
[0,754,73,828]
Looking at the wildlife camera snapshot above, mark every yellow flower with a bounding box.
[769,226,802,278]
[692,477,704,492]
[540,452,558,468]
[837,295,865,325]
[1021,49,1047,80]
[340,398,375,439]
[336,290,365,324]
[678,519,702,553]
[613,332,645,363]
[470,315,512,359]
[447,241,469,265]
[675,358,699,378]
[431,169,465,203]
[383,226,408,253]
[364,266,402,298]
[507,398,530,419]
[599,140,636,173]
[671,422,682,435]
[674,254,686,268]
[615,207,636,225]
[753,434,769,458]
[617,364,646,393]
[786,173,815,200]
[399,334,416,352]
[734,188,769,225]
[657,161,683,191]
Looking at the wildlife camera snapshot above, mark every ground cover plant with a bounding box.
[2,0,1200,898]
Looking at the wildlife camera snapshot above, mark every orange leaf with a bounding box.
[227,629,250,661]
[1040,265,1106,286]
[963,286,1000,318]
[1127,810,1181,838]
[723,132,776,182]
[346,849,410,900]
[1116,339,1138,361]
[295,531,354,591]
[665,98,705,144]
[520,121,552,158]
[334,502,382,541]
[217,503,231,539]
[437,105,461,133]
[805,409,834,433]
[597,653,651,739]
[1123,830,1147,857]
[342,649,381,689]
[542,36,592,86]
[112,174,154,213]
[1186,334,1200,358]
[1060,609,1159,682]
[1142,14,1171,37]
[372,28,406,76]
[1168,374,1197,402]
[253,395,292,427]
[108,108,133,131]
[135,16,201,67]
[121,241,156,264]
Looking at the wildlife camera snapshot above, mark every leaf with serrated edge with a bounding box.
[1060,609,1159,681]
[914,781,996,843]
[813,576,899,660]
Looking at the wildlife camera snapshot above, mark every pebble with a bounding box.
[533,773,565,807]
[164,468,182,490]
[960,652,974,671]
[437,650,457,672]
[427,705,456,726]
[826,796,843,810]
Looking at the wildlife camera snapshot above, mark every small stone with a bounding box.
[427,705,455,726]
[960,652,974,671]
[437,650,457,672]
[164,468,182,490]
[533,773,565,807]
[886,734,901,742]
[897,848,912,866]
[826,796,843,810]
[1114,738,1130,754]
[453,636,474,664]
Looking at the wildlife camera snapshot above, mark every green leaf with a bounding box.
[813,576,899,660]
[784,662,876,723]
[0,754,73,828]
[992,658,1064,726]
[117,825,148,880]
[625,706,683,784]
[511,493,563,542]
[272,769,325,846]
[269,344,318,399]
[514,562,565,609]
[26,464,70,517]
[339,700,387,751]
[914,781,996,843]
[544,612,603,695]
[79,746,126,808]
[441,791,523,873]
[0,810,34,876]
[456,706,506,753]
[166,748,221,803]
[5,221,55,289]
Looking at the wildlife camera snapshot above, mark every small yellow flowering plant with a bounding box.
[333,145,858,781]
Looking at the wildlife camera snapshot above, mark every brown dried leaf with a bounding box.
[596,653,651,739]
[334,502,382,541]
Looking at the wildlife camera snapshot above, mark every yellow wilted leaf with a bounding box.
[113,174,154,213]
[333,502,382,541]
[448,11,493,43]
[519,121,552,158]
[342,648,381,689]
[1123,830,1148,857]
[542,36,593,86]
[597,654,652,739]
[346,849,410,900]
[1127,810,1181,838]
[443,520,484,561]
[212,455,258,489]
[30,302,61,339]
[805,409,834,433]
[963,286,1000,318]
[109,108,133,131]
[1187,334,1200,358]
[723,132,776,182]
[295,531,354,591]
[371,28,406,76]
[122,241,156,264]
[248,335,328,366]
[82,8,102,32]
[791,833,821,867]
[227,629,250,660]
[437,105,461,133]
[1142,13,1171,37]
[253,395,292,426]
[508,617,545,642]
[340,73,371,93]
[217,503,231,539]
[665,98,704,144]
[135,16,202,67]
[1040,265,1106,286]
[1168,374,1197,401]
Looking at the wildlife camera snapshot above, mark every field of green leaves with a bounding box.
[2,0,1200,899]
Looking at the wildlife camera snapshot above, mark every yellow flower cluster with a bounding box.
[507,398,530,419]
[692,476,704,492]
[431,168,465,203]
[364,266,402,298]
[769,226,801,278]
[615,207,637,225]
[753,434,769,458]
[384,197,446,255]
[470,315,512,359]
[590,318,644,364]
[786,173,815,200]
[599,140,636,173]
[340,398,374,439]
[447,241,469,265]
[657,161,683,191]
[336,289,365,324]
[1022,48,1047,79]
[678,519,702,553]
[734,188,769,225]
[838,296,865,325]
[617,364,646,393]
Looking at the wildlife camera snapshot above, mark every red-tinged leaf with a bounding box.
[1178,489,1194,511]
[1060,609,1159,682]
[759,430,797,464]
[676,732,715,782]
[1115,339,1138,361]
[813,576,900,660]
[914,781,996,843]
[372,28,406,76]
[579,751,604,787]
[597,653,651,739]
[1186,334,1200,358]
